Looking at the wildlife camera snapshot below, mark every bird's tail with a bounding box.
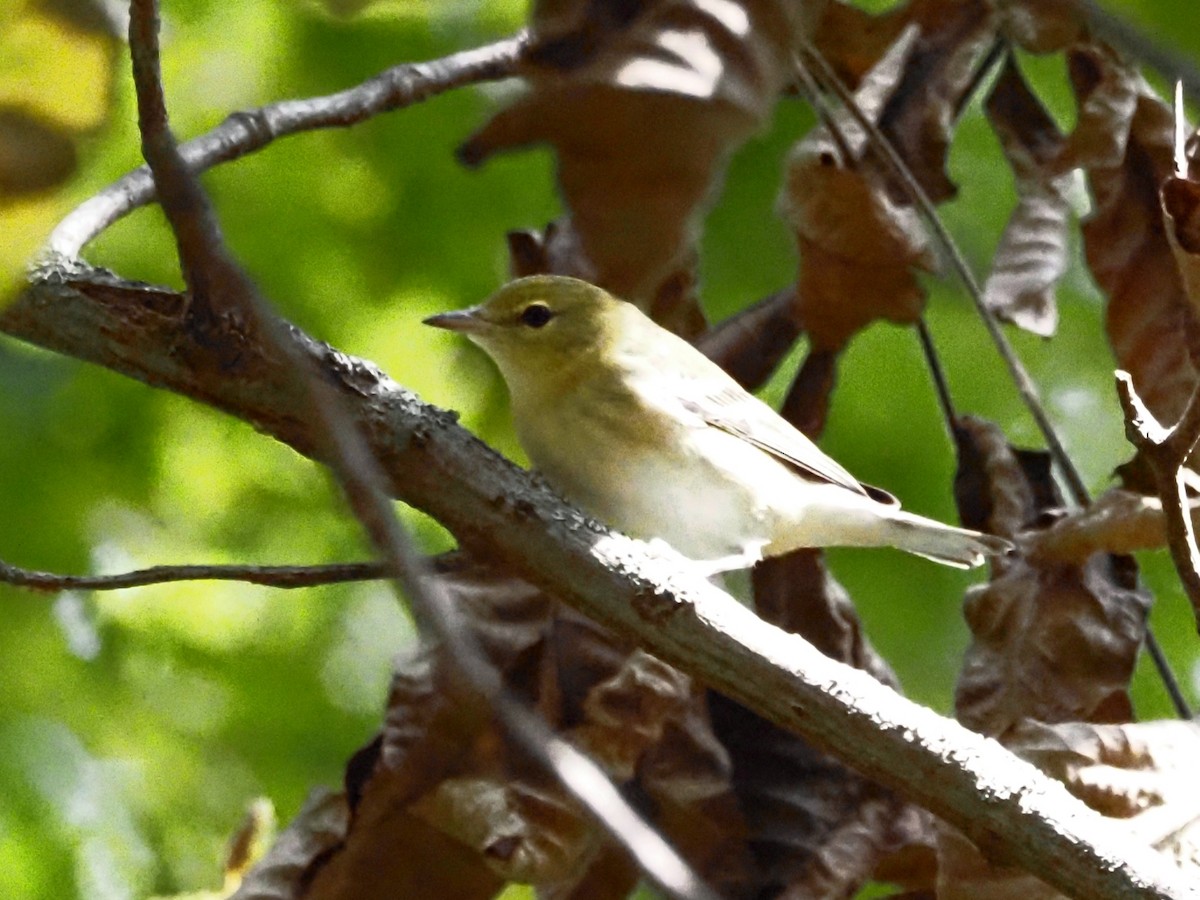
[883,510,1012,569]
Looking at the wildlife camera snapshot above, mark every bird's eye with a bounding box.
[520,303,554,328]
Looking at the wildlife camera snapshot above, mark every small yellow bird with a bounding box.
[425,275,1010,572]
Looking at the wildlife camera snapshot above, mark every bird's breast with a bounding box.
[513,387,780,566]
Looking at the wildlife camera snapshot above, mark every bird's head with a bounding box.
[423,275,623,383]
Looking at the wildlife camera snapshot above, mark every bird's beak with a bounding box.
[422,307,487,334]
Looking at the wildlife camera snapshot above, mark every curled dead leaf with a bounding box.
[1060,43,1139,174]
[781,26,938,350]
[950,419,1147,737]
[957,554,1148,737]
[465,0,800,305]
[409,777,593,885]
[952,415,1057,538]
[1023,487,1198,564]
[982,58,1072,338]
[994,0,1084,54]
[874,0,998,204]
[273,555,764,897]
[1161,174,1200,324]
[938,719,1200,898]
[1073,45,1200,431]
[696,287,802,391]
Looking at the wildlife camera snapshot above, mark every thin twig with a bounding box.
[124,4,713,897]
[916,318,958,428]
[45,33,526,259]
[0,559,386,593]
[1117,371,1200,631]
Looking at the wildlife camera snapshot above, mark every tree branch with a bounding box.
[0,559,387,592]
[1116,370,1200,629]
[45,33,526,259]
[1,266,1190,900]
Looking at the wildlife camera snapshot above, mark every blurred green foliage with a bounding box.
[1,2,1199,898]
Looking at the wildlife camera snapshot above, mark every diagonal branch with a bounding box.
[1,266,1190,900]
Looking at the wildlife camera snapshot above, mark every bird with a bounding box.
[424,275,1011,573]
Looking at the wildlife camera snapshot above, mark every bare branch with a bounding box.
[1116,370,1200,628]
[2,267,1192,900]
[45,34,525,259]
[0,559,386,593]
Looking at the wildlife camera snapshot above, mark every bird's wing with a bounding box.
[676,384,876,498]
[624,319,893,502]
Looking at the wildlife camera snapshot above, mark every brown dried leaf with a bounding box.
[636,697,759,895]
[1024,487,1199,563]
[465,0,800,305]
[809,0,910,88]
[935,822,1061,900]
[938,720,1200,899]
[696,288,802,391]
[952,415,1058,538]
[957,554,1148,737]
[373,558,557,801]
[994,0,1084,55]
[295,555,762,897]
[781,28,937,350]
[1161,175,1200,321]
[1009,719,1200,828]
[753,549,897,688]
[569,649,695,780]
[710,692,934,898]
[284,559,568,897]
[565,647,757,895]
[306,807,503,900]
[982,58,1072,337]
[1074,46,1200,429]
[951,419,1148,737]
[876,0,998,204]
[409,777,594,886]
[1060,43,1139,174]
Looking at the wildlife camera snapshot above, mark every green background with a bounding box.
[1,1,1198,897]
